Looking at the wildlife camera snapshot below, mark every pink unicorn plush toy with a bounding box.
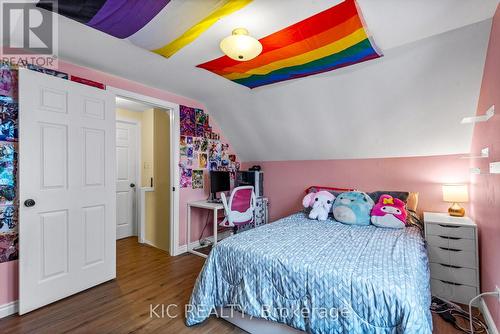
[302,191,336,221]
[370,194,407,229]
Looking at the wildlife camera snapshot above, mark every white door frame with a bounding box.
[108,86,180,256]
[115,117,141,239]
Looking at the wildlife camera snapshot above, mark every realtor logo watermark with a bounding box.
[150,303,352,321]
[1,0,58,67]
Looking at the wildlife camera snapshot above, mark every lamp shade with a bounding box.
[220,28,262,61]
[442,184,469,203]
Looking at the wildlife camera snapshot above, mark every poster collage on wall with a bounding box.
[0,62,19,263]
[179,105,240,189]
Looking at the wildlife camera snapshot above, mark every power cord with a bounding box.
[198,212,212,247]
[430,296,488,333]
[469,291,500,334]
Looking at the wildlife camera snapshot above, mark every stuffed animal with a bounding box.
[302,191,336,221]
[332,191,374,226]
[371,194,407,229]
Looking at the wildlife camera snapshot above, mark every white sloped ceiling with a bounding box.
[19,0,499,161]
[206,20,492,161]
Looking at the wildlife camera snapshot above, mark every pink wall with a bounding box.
[470,4,500,327]
[243,155,470,222]
[0,60,232,307]
[0,261,18,305]
[58,62,204,109]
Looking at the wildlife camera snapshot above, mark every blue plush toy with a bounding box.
[332,191,374,226]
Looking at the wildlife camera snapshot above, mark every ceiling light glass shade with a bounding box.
[220,28,262,61]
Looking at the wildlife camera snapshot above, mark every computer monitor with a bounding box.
[209,171,230,201]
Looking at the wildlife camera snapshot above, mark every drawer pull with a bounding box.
[440,263,462,269]
[438,224,460,228]
[440,280,463,286]
[438,235,462,240]
[439,247,462,252]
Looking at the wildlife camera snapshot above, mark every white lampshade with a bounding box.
[442,184,469,203]
[220,28,262,61]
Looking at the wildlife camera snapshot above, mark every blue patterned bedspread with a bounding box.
[186,212,432,333]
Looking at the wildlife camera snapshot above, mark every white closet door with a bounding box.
[18,69,116,314]
[116,121,137,239]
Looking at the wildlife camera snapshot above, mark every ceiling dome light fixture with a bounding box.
[220,28,262,61]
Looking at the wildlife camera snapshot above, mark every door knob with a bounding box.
[24,199,36,207]
[130,183,135,188]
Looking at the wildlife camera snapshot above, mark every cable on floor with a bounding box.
[430,296,487,333]
[198,212,212,246]
[468,291,499,334]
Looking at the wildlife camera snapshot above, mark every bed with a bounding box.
[185,212,432,333]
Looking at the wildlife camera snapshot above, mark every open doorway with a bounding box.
[114,95,176,254]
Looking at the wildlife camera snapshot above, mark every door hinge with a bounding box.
[172,186,176,192]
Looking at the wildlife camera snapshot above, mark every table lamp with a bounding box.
[442,184,468,217]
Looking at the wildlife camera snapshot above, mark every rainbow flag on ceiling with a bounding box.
[197,0,382,89]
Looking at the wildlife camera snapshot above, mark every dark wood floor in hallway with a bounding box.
[0,237,476,333]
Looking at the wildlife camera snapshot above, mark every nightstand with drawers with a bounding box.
[424,212,479,304]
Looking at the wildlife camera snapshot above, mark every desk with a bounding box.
[187,200,224,258]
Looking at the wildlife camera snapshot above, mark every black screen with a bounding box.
[210,171,230,194]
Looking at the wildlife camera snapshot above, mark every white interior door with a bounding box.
[19,69,116,314]
[116,121,137,239]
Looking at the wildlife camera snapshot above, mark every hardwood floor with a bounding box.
[0,237,479,333]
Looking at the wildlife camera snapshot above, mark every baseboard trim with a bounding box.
[176,231,232,255]
[0,300,18,319]
[480,298,499,334]
[142,239,156,248]
[176,244,187,254]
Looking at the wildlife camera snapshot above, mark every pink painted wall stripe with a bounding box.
[243,154,471,222]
